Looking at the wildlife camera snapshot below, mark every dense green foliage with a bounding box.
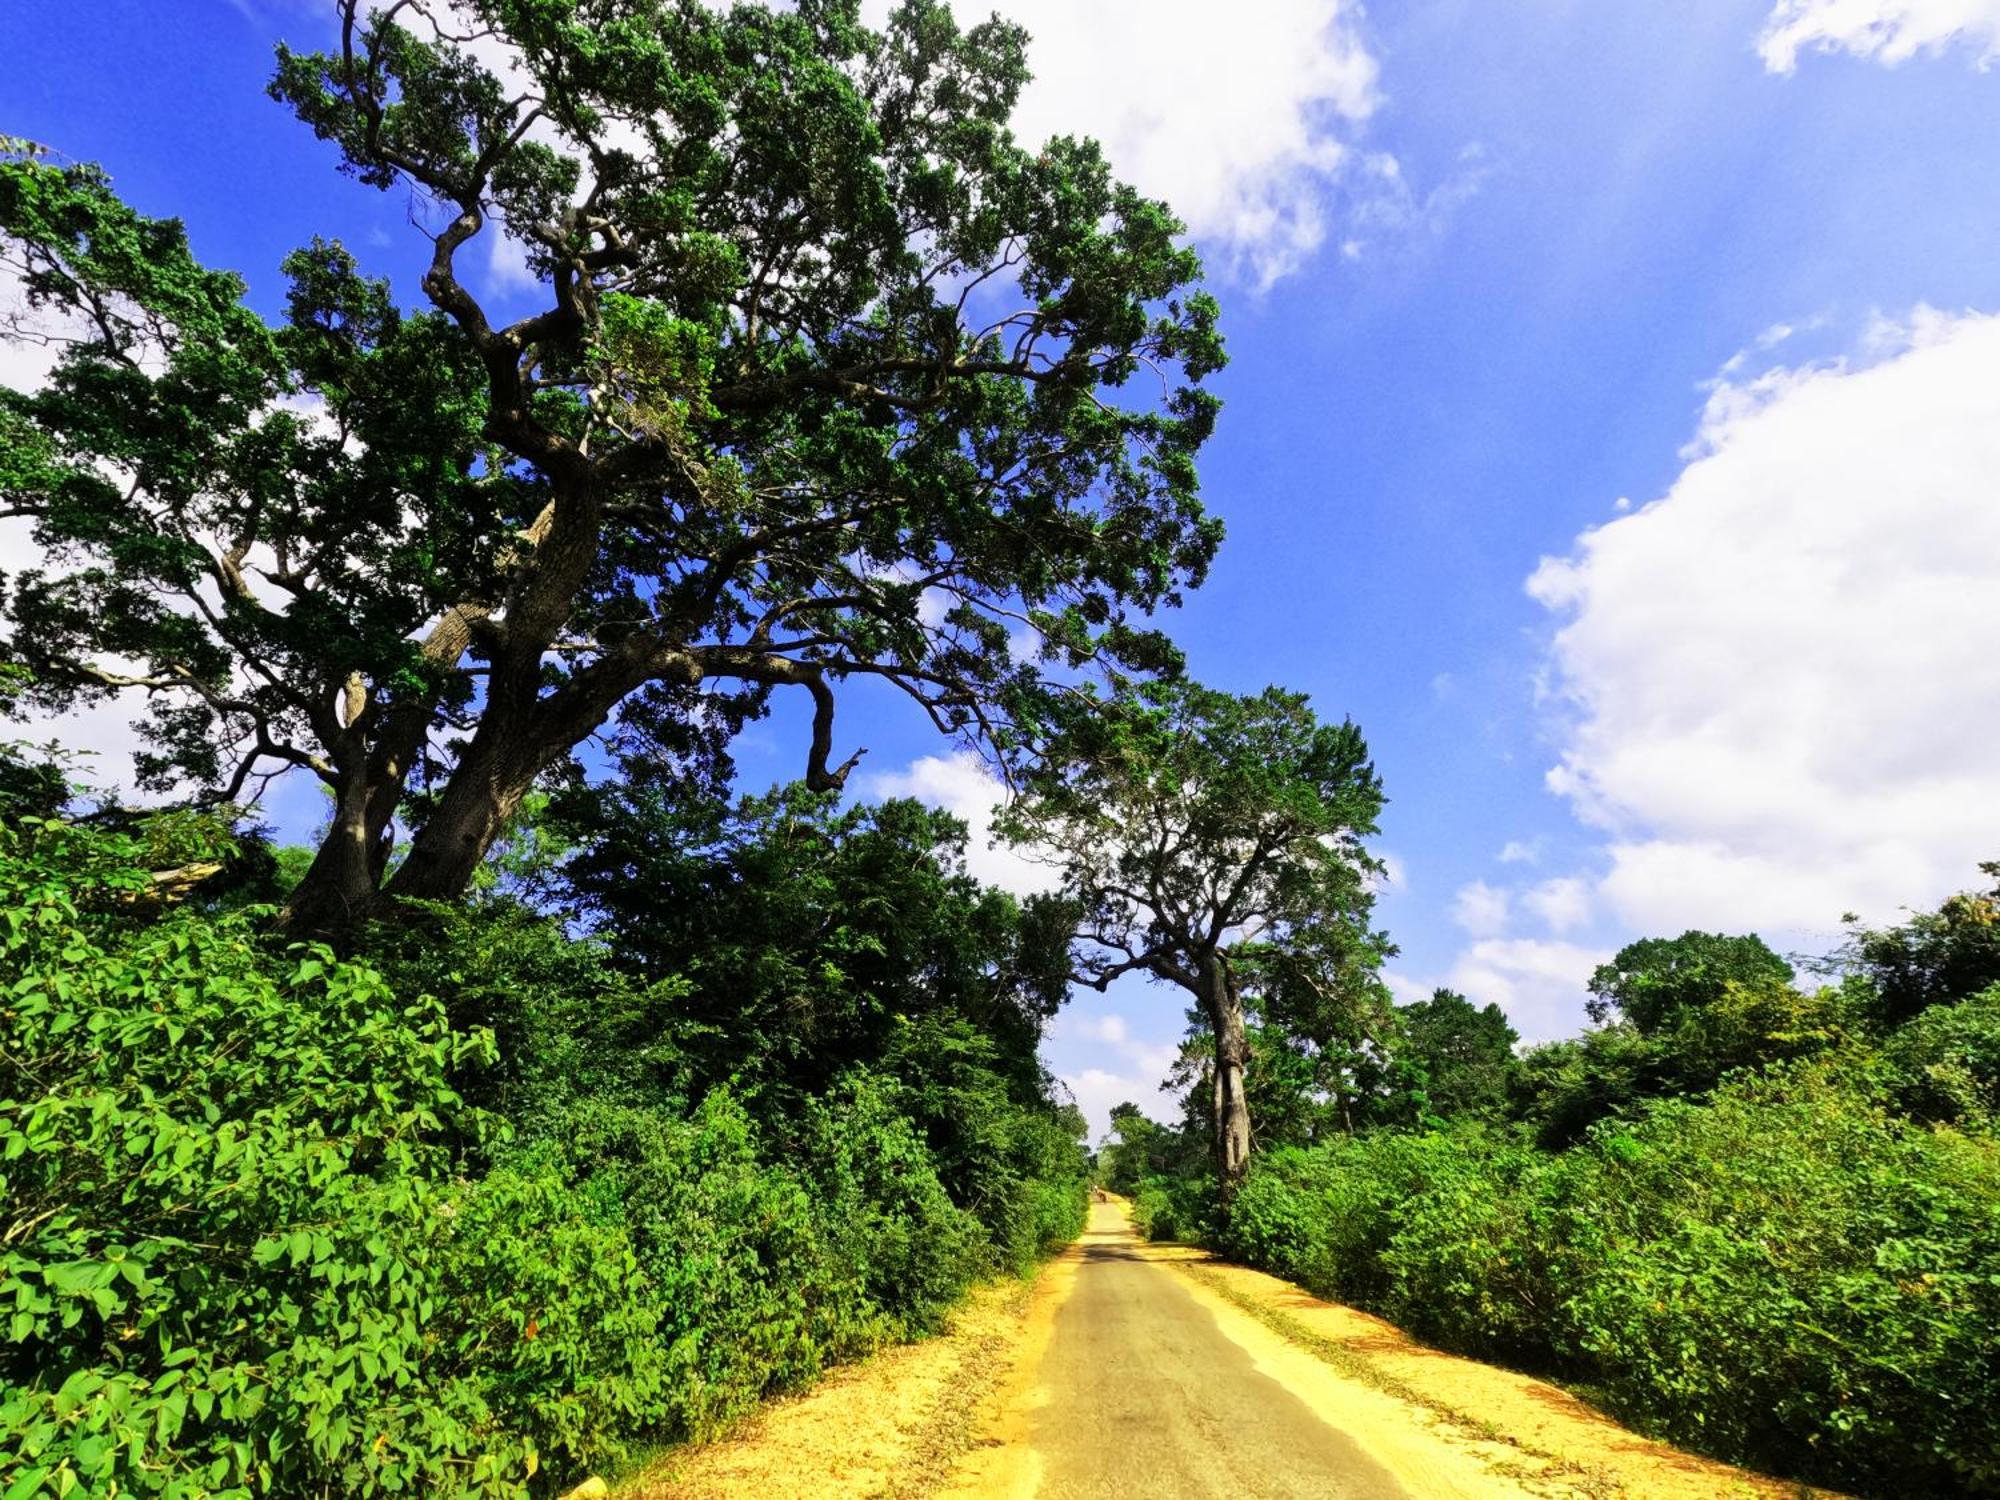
[0,803,1086,1498]
[1129,882,2000,1497]
[4,2,1995,1494]
[0,0,1226,927]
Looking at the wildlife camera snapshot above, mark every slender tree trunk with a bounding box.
[1203,951,1253,1202]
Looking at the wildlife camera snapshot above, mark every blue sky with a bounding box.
[7,0,2000,1136]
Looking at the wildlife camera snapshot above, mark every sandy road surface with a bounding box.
[1008,1203,1415,1499]
[943,1200,1544,1500]
[628,1199,1829,1500]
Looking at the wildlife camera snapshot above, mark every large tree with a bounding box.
[554,781,1072,1106]
[1000,681,1387,1200]
[1393,986,1518,1123]
[1586,931,1794,1032]
[0,0,1223,931]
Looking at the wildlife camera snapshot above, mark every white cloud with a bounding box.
[1382,968,1434,1007]
[1759,0,2000,71]
[1522,876,1591,934]
[1529,308,2000,938]
[1450,878,1511,936]
[305,0,1391,290]
[1367,848,1408,896]
[1049,1008,1180,1080]
[1497,839,1540,866]
[863,750,1060,898]
[1061,1066,1174,1144]
[0,273,155,798]
[485,232,542,296]
[1045,999,1187,1139]
[1443,938,1611,1044]
[1077,1012,1131,1045]
[895,0,1383,288]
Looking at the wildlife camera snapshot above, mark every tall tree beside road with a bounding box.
[1001,680,1387,1201]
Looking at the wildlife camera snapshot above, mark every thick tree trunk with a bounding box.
[383,725,543,905]
[279,770,399,937]
[1203,952,1253,1202]
[382,648,645,905]
[277,609,494,937]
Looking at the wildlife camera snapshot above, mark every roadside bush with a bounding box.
[800,1076,989,1336]
[1130,1173,1213,1244]
[1544,1062,2000,1495]
[1223,1128,1515,1310]
[0,818,1088,1499]
[1203,1057,2000,1497]
[513,1094,886,1445]
[1373,1137,1552,1364]
[363,898,698,1128]
[0,817,539,1498]
[878,1017,1089,1274]
[434,1157,673,1479]
[1003,1114,1091,1266]
[1883,984,2000,1126]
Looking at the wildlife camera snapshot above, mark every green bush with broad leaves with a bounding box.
[0,816,542,1497]
[0,817,1087,1498]
[1543,1062,2000,1494]
[1197,1060,2000,1496]
[1128,1174,1213,1246]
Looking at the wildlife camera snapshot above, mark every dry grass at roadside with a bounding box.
[604,1204,1846,1500]
[1159,1244,1840,1500]
[612,1275,1039,1500]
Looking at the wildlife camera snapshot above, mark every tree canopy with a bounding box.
[1586,930,1794,1032]
[552,781,1072,1109]
[0,0,1224,930]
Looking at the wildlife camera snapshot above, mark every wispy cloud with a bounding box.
[1759,0,2000,71]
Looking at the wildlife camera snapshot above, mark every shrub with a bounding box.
[0,817,537,1498]
[799,1076,988,1336]
[1206,1058,2000,1497]
[1375,1136,1552,1364]
[1543,1062,2000,1494]
[0,816,1090,1497]
[1883,984,2000,1126]
[1130,1173,1214,1244]
[1224,1128,1514,1309]
[878,1017,1089,1275]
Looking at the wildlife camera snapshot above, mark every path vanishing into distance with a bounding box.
[974,1202,1418,1499]
[629,1199,1838,1500]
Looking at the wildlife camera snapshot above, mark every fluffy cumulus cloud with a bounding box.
[863,750,1060,898]
[1529,308,2000,937]
[1045,1001,1185,1140]
[1391,928,1609,1041]
[1522,876,1592,934]
[872,0,1382,287]
[275,0,1389,287]
[1442,938,1611,1044]
[1759,0,2000,71]
[1450,879,1511,936]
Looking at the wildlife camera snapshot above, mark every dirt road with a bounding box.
[1007,1201,1414,1499]
[629,1199,1829,1499]
[940,1200,1824,1500]
[943,1200,1552,1500]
